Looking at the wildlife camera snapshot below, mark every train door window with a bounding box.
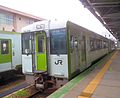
[96,39,100,50]
[22,33,33,54]
[90,38,94,51]
[81,36,86,61]
[94,39,97,50]
[103,41,105,48]
[74,37,78,48]
[1,40,9,54]
[96,39,102,49]
[100,40,102,49]
[70,35,74,52]
[38,35,44,53]
[103,41,107,48]
[70,35,78,52]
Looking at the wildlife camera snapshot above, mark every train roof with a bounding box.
[21,20,67,33]
[0,30,21,35]
[21,20,109,40]
[67,21,107,39]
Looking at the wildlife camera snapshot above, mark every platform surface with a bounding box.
[48,51,120,98]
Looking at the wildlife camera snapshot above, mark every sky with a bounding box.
[0,0,116,40]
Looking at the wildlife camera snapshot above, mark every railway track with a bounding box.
[3,84,57,98]
[0,75,25,97]
[30,88,57,98]
[0,75,56,98]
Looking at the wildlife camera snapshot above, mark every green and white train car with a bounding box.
[22,20,113,89]
[0,31,22,80]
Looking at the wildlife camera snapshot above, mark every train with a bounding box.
[21,20,115,90]
[0,31,22,80]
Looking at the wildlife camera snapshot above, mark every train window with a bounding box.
[74,40,78,48]
[81,36,86,61]
[50,28,67,54]
[22,33,33,54]
[100,40,102,49]
[103,41,107,48]
[96,39,102,49]
[70,35,74,52]
[38,35,44,53]
[1,40,9,54]
[70,35,78,52]
[90,38,103,51]
[90,38,95,51]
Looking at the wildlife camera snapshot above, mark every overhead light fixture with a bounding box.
[103,21,106,25]
[95,11,100,16]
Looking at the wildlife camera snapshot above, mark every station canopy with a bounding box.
[80,0,120,41]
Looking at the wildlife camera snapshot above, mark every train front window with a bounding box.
[50,28,67,54]
[22,33,33,54]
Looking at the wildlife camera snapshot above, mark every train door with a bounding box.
[22,33,34,73]
[70,34,80,75]
[81,36,86,69]
[0,39,12,72]
[36,32,47,71]
[73,37,79,70]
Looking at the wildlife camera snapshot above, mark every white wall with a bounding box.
[15,15,34,32]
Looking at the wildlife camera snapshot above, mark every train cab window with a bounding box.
[22,33,33,54]
[50,28,67,54]
[1,40,9,54]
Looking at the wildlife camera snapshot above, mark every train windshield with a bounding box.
[50,28,67,54]
[22,33,34,54]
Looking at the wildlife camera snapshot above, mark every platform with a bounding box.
[48,50,120,98]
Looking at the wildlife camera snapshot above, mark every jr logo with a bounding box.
[55,60,63,65]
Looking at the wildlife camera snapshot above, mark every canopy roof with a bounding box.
[80,0,120,41]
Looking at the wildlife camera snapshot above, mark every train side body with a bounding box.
[66,21,110,78]
[0,31,22,79]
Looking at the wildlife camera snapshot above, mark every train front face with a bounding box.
[21,23,69,79]
[49,28,69,79]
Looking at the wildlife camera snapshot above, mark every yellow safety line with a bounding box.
[78,51,118,98]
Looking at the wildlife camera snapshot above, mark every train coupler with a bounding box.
[34,74,56,91]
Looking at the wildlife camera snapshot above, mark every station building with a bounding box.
[0,5,43,32]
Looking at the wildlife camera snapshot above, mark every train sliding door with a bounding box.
[36,32,47,72]
[81,35,87,69]
[22,33,34,74]
[22,32,47,74]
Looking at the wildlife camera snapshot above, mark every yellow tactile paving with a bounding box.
[78,51,118,98]
[78,96,89,98]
